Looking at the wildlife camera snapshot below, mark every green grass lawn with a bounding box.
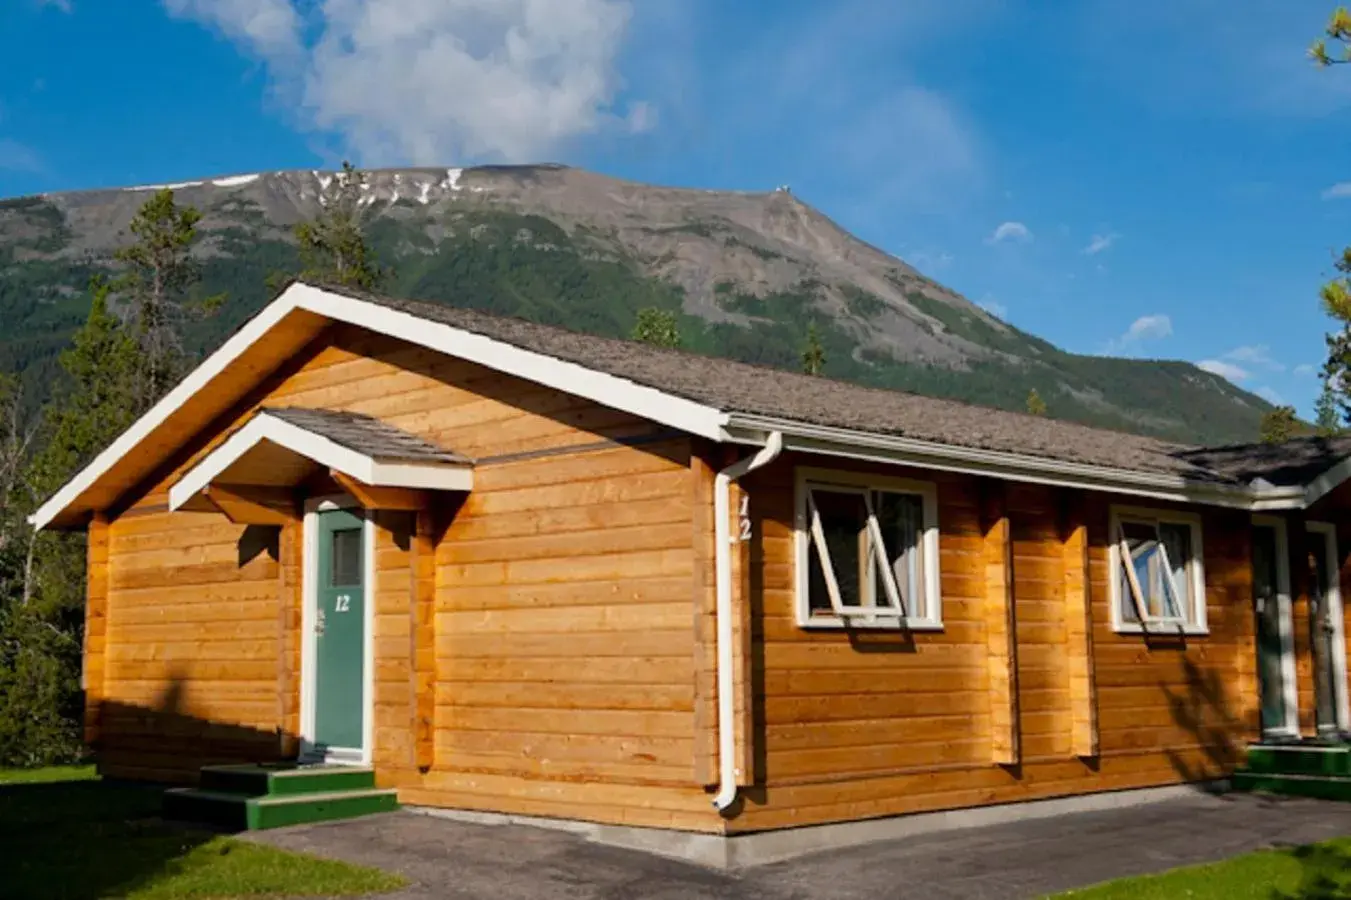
[0,766,406,900]
[1052,837,1351,899]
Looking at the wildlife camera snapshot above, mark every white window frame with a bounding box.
[1108,505,1208,636]
[794,467,942,630]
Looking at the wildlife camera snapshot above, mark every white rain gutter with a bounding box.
[712,431,783,813]
[722,415,1305,512]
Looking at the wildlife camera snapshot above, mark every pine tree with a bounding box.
[801,324,826,376]
[296,162,382,290]
[1026,388,1048,416]
[0,279,139,766]
[1316,380,1343,435]
[113,189,222,411]
[1259,406,1301,444]
[632,308,681,348]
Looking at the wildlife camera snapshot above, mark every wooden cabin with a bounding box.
[31,280,1351,835]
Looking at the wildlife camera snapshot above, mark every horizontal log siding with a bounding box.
[732,454,1256,833]
[96,325,714,830]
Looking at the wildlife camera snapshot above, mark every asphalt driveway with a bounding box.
[248,790,1351,899]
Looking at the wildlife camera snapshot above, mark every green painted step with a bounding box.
[1243,745,1351,777]
[1232,771,1351,802]
[199,763,376,797]
[163,786,399,831]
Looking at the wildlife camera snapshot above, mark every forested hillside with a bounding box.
[0,165,1272,444]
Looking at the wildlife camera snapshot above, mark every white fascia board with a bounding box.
[285,283,733,443]
[724,415,1268,510]
[168,414,380,511]
[368,461,473,492]
[30,292,306,530]
[1304,455,1351,509]
[168,413,473,510]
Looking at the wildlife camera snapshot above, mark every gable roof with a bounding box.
[29,281,1345,529]
[167,407,473,513]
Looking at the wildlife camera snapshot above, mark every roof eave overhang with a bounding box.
[723,414,1310,512]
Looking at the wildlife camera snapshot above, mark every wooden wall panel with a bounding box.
[100,510,287,782]
[982,481,1020,765]
[735,456,1259,834]
[690,447,718,786]
[411,510,437,773]
[84,513,110,749]
[1061,493,1098,759]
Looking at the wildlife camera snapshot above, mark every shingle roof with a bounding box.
[306,283,1342,489]
[1176,435,1351,488]
[261,406,471,465]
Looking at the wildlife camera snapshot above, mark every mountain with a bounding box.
[0,164,1270,445]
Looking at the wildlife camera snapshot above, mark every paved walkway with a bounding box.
[249,791,1351,899]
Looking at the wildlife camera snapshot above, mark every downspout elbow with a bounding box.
[712,432,784,812]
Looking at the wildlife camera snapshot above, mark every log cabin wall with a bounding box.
[731,452,1259,834]
[95,324,719,831]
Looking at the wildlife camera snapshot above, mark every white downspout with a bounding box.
[712,432,784,812]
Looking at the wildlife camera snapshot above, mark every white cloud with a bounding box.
[164,0,641,164]
[1197,359,1250,382]
[1083,232,1119,255]
[0,139,43,173]
[1294,363,1318,377]
[1222,344,1283,372]
[909,249,954,272]
[987,221,1032,244]
[1324,183,1351,201]
[1256,386,1284,405]
[1105,314,1172,354]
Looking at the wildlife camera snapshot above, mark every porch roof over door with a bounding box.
[167,407,473,522]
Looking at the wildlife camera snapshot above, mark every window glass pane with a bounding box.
[873,491,923,615]
[1159,522,1191,619]
[1119,520,1157,622]
[330,528,363,587]
[807,488,867,613]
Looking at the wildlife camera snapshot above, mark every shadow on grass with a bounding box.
[0,777,219,900]
[1271,842,1351,900]
[1,676,312,900]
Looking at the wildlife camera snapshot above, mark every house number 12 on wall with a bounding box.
[738,495,752,542]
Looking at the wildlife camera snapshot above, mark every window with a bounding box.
[795,468,941,629]
[330,528,364,587]
[1109,507,1206,634]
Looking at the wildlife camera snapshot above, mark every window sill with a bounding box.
[798,616,945,632]
[1112,622,1209,637]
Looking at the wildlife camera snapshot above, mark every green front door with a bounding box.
[314,508,367,753]
[1252,524,1289,735]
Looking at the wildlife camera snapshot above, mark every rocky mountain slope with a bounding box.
[0,164,1270,444]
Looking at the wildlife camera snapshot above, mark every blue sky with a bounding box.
[2,0,1349,416]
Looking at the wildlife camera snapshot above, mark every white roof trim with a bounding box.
[1304,454,1351,509]
[724,415,1309,511]
[30,293,303,531]
[167,412,472,512]
[29,280,1351,529]
[31,281,730,530]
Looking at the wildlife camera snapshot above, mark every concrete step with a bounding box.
[1231,770,1351,802]
[199,763,376,797]
[1244,744,1351,778]
[163,786,399,831]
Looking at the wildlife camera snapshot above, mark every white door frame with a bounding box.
[1252,515,1300,738]
[1306,521,1350,732]
[299,494,376,766]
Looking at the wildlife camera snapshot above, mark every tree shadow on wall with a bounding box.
[0,674,304,900]
[1161,653,1246,792]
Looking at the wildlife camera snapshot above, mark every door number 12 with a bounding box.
[334,595,352,613]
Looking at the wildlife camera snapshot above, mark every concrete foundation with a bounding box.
[407,781,1227,869]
